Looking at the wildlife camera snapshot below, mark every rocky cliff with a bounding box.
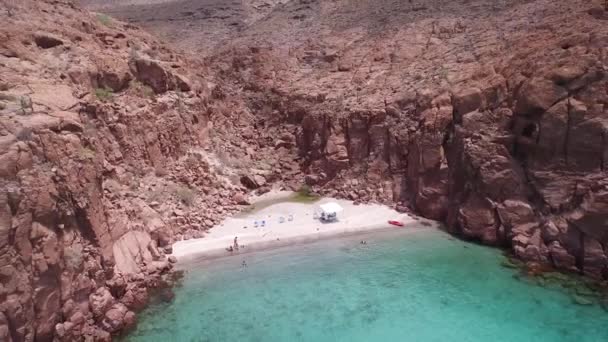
[2,0,608,340]
[198,0,608,280]
[0,1,304,340]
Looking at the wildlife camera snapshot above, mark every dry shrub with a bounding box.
[173,185,196,206]
[155,165,168,177]
[94,87,113,102]
[64,245,83,271]
[16,128,33,141]
[97,13,113,27]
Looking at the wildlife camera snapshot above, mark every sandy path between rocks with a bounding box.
[172,191,439,261]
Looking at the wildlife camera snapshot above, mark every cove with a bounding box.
[123,228,608,342]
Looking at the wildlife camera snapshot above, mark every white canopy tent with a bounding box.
[318,202,343,222]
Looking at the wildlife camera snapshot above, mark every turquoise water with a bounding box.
[125,229,608,342]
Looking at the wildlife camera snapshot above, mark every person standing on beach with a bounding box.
[234,236,239,250]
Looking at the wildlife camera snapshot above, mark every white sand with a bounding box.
[172,192,436,261]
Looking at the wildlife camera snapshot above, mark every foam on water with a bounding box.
[124,229,608,342]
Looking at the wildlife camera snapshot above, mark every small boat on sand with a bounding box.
[388,220,404,227]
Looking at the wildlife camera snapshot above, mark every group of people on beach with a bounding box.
[226,236,240,252]
[225,237,248,267]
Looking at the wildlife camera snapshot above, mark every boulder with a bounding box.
[29,84,79,111]
[254,175,267,187]
[145,260,171,274]
[568,190,608,242]
[97,68,132,92]
[541,220,561,242]
[240,175,265,189]
[131,57,191,94]
[457,196,498,244]
[515,77,567,116]
[112,231,154,274]
[154,229,172,248]
[89,287,116,319]
[106,275,127,298]
[496,200,535,229]
[453,87,482,116]
[123,311,136,331]
[548,241,577,272]
[232,192,250,205]
[34,31,63,49]
[101,303,131,333]
[131,57,170,93]
[121,286,149,312]
[304,174,319,185]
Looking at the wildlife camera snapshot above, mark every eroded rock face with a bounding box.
[4,0,608,340]
[130,56,192,94]
[0,1,262,340]
[1,0,308,339]
[113,231,154,274]
[194,0,608,281]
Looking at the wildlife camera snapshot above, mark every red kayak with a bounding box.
[388,220,404,227]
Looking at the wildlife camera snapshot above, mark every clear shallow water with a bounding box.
[124,229,608,342]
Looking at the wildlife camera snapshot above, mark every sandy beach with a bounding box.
[172,191,438,261]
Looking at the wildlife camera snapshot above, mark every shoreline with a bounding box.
[171,193,440,262]
[175,226,432,266]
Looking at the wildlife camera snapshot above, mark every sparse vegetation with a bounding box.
[2,0,14,17]
[64,245,84,271]
[16,128,33,141]
[83,120,97,134]
[131,80,155,99]
[154,165,168,177]
[19,95,33,115]
[229,174,241,185]
[291,184,320,203]
[141,85,155,98]
[297,184,312,196]
[217,150,245,169]
[78,146,96,160]
[94,87,114,102]
[96,13,113,27]
[128,46,140,60]
[173,185,196,206]
[148,187,166,203]
[0,93,33,115]
[103,179,122,192]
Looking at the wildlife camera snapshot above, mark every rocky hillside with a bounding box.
[2,0,608,340]
[0,0,302,341]
[79,0,289,56]
[212,0,608,279]
[95,0,608,280]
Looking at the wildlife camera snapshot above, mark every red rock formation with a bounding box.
[3,0,608,340]
[0,1,290,340]
[197,0,608,280]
